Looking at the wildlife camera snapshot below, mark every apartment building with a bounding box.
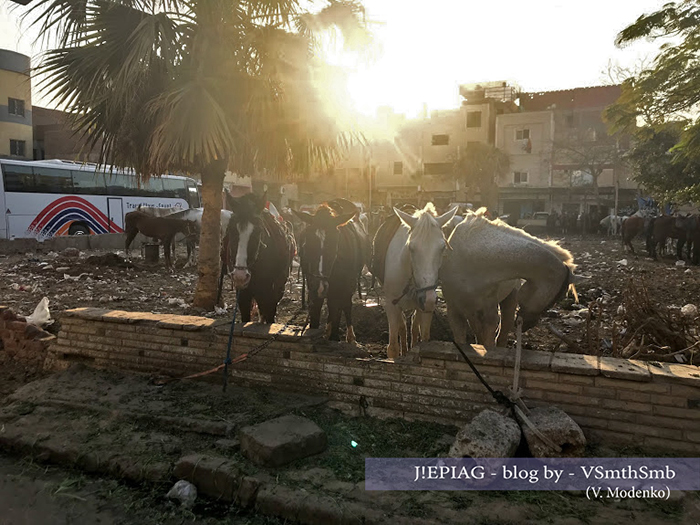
[496,85,637,219]
[0,50,32,160]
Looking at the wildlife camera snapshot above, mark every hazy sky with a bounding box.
[1,0,669,117]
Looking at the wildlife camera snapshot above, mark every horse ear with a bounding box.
[335,212,356,228]
[293,209,314,225]
[394,207,417,228]
[436,206,459,228]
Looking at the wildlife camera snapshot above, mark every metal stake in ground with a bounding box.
[223,290,240,392]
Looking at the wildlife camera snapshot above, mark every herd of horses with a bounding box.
[122,194,581,358]
[619,210,700,263]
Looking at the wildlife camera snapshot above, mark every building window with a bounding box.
[514,171,528,184]
[466,111,482,128]
[431,134,449,146]
[10,139,26,157]
[8,98,25,117]
[515,129,530,141]
[393,161,403,175]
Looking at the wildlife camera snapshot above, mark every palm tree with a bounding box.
[29,0,368,309]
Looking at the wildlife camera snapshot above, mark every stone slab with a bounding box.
[599,357,651,382]
[551,353,600,376]
[647,361,700,387]
[239,415,327,467]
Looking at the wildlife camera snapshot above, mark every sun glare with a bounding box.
[314,29,403,142]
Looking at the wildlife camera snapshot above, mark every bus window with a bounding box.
[162,178,188,200]
[2,164,35,192]
[72,170,107,194]
[186,180,201,208]
[33,167,73,193]
[140,177,163,197]
[104,172,139,195]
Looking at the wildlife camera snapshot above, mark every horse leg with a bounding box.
[344,294,356,345]
[308,289,323,330]
[497,288,518,348]
[327,294,342,342]
[447,307,468,345]
[413,310,433,346]
[473,305,500,351]
[677,237,686,260]
[410,311,421,348]
[164,236,173,270]
[385,301,404,358]
[125,229,138,257]
[238,289,253,324]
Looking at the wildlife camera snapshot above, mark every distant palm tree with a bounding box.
[29,0,369,309]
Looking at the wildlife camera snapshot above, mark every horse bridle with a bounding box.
[391,230,446,306]
[229,219,269,276]
[391,280,438,305]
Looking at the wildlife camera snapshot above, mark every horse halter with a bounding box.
[391,231,446,305]
[391,280,438,305]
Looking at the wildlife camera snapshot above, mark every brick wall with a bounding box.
[0,306,56,371]
[47,307,700,454]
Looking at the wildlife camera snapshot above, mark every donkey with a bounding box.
[372,203,457,358]
[124,210,196,269]
[440,209,577,351]
[225,193,292,323]
[295,204,367,342]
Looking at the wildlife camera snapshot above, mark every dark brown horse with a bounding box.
[124,211,196,268]
[295,202,368,342]
[675,213,700,263]
[225,193,293,324]
[649,215,686,260]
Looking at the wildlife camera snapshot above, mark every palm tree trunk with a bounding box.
[193,160,227,309]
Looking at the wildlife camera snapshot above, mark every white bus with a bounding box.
[0,159,201,239]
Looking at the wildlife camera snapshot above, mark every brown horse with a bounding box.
[124,210,196,268]
[649,215,685,260]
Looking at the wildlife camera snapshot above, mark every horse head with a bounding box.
[294,205,355,299]
[227,193,267,290]
[394,203,457,312]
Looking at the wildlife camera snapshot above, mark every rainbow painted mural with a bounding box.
[27,196,123,237]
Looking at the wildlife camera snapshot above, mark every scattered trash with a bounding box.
[25,297,52,328]
[616,259,628,266]
[675,260,686,267]
[681,304,698,318]
[166,480,197,508]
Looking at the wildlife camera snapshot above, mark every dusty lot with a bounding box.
[1,233,699,364]
[0,364,698,525]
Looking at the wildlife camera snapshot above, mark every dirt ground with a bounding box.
[0,364,698,525]
[2,233,699,365]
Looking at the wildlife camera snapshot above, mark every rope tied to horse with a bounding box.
[432,304,562,454]
[152,300,309,389]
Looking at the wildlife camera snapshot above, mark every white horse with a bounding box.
[165,208,234,267]
[441,209,577,350]
[379,203,457,358]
